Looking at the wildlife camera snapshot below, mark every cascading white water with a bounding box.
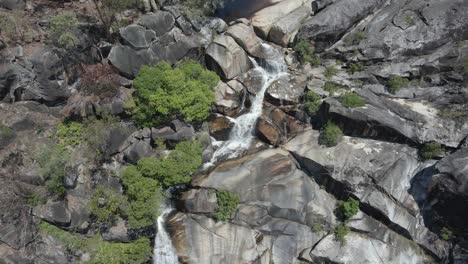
[153,207,179,264]
[209,43,287,164]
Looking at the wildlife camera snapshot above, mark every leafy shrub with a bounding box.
[88,185,128,225]
[440,227,453,241]
[304,90,322,115]
[120,166,163,229]
[325,65,338,79]
[216,190,240,222]
[323,82,344,96]
[49,13,79,49]
[132,61,219,127]
[336,197,360,220]
[348,62,364,74]
[311,224,322,233]
[37,144,70,197]
[339,93,365,108]
[386,76,409,94]
[82,116,121,160]
[137,140,202,189]
[319,122,343,147]
[80,64,120,97]
[294,39,317,65]
[420,143,443,160]
[90,237,152,264]
[56,121,84,147]
[0,10,33,44]
[334,223,350,245]
[344,30,366,46]
[39,221,87,252]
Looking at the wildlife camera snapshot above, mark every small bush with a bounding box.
[304,91,322,115]
[344,30,366,46]
[25,192,46,207]
[420,143,443,160]
[440,227,453,241]
[90,237,152,264]
[120,166,163,229]
[0,124,15,144]
[336,197,360,220]
[82,116,121,160]
[0,10,33,44]
[49,13,78,49]
[334,223,350,245]
[323,82,343,96]
[311,224,322,233]
[325,65,338,79]
[319,122,343,147]
[80,64,120,97]
[339,93,365,108]
[216,190,240,222]
[386,76,409,94]
[56,121,84,147]
[348,62,364,74]
[37,144,70,197]
[88,185,128,225]
[132,61,219,127]
[294,39,316,65]
[39,221,87,252]
[137,140,202,189]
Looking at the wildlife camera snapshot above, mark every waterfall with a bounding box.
[209,43,287,164]
[153,207,179,264]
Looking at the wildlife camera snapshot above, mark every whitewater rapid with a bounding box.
[153,207,179,264]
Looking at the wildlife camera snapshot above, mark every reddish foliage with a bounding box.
[79,63,120,97]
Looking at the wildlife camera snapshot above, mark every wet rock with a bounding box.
[265,74,305,105]
[213,81,241,116]
[256,117,282,146]
[209,115,234,141]
[178,189,217,214]
[225,21,262,57]
[237,67,265,95]
[206,35,252,80]
[102,219,130,242]
[33,200,71,227]
[427,148,468,234]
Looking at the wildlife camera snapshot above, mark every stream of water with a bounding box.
[152,43,286,263]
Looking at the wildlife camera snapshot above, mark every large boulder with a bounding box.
[137,11,175,37]
[285,129,448,258]
[225,21,263,56]
[268,3,312,46]
[205,35,252,80]
[33,200,71,227]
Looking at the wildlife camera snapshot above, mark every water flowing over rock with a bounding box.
[209,44,287,163]
[153,207,179,264]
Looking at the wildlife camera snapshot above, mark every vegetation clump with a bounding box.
[79,64,120,97]
[120,166,162,229]
[339,93,365,108]
[0,124,15,145]
[323,82,344,96]
[294,39,319,66]
[325,65,338,79]
[216,190,240,222]
[420,142,444,160]
[56,121,84,147]
[348,62,364,74]
[0,10,33,44]
[311,224,322,233]
[136,140,202,189]
[37,144,70,197]
[39,221,87,252]
[319,122,343,147]
[132,61,219,127]
[49,13,79,49]
[304,90,322,115]
[336,197,360,221]
[91,0,138,38]
[334,223,350,245]
[25,192,46,207]
[440,227,453,241]
[386,76,409,94]
[344,30,366,46]
[88,185,128,225]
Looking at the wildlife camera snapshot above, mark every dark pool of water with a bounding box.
[215,0,276,22]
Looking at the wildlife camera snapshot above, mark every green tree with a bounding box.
[88,185,128,225]
[132,61,219,127]
[137,141,202,189]
[294,39,319,65]
[37,144,70,197]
